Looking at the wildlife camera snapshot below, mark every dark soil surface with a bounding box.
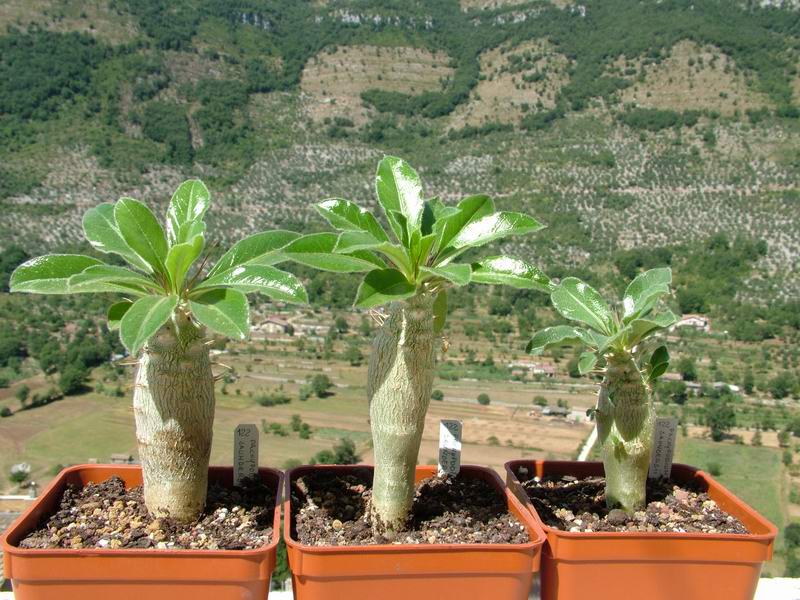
[19,475,276,550]
[293,469,530,546]
[518,473,748,534]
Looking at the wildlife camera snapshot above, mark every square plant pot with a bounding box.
[505,460,777,600]
[284,464,545,600]
[2,464,283,600]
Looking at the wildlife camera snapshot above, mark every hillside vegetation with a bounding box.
[0,0,799,383]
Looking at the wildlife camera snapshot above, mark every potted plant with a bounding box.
[506,268,777,600]
[281,156,548,598]
[2,180,307,599]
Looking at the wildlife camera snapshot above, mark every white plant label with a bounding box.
[234,424,259,486]
[648,417,678,480]
[438,419,463,477]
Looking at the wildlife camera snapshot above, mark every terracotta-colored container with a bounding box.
[505,460,777,600]
[284,464,545,600]
[2,464,283,600]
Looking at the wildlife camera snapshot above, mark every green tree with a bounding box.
[59,365,88,395]
[11,180,307,521]
[310,374,333,398]
[706,398,736,442]
[344,343,364,366]
[677,357,698,381]
[527,268,677,513]
[477,393,491,405]
[15,384,29,407]
[431,389,444,401]
[287,156,546,537]
[769,371,796,399]
[751,426,763,447]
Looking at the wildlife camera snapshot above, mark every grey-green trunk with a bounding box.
[133,313,215,522]
[596,355,653,513]
[368,294,436,538]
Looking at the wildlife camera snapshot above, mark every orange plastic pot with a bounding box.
[284,464,545,600]
[2,464,283,600]
[505,460,777,600]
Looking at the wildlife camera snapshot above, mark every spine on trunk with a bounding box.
[368,294,436,538]
[596,354,654,513]
[133,312,215,522]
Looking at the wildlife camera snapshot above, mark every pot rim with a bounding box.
[283,462,546,554]
[1,463,283,558]
[505,459,778,542]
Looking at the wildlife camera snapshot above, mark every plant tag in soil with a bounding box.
[438,419,462,477]
[648,417,678,480]
[234,423,259,486]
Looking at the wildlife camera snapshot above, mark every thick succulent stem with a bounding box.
[368,294,436,538]
[595,353,653,513]
[133,311,215,522]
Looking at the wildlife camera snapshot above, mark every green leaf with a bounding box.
[114,198,168,275]
[166,235,204,292]
[414,233,436,267]
[284,233,383,272]
[190,288,250,340]
[209,230,300,276]
[315,198,388,241]
[433,290,447,333]
[167,180,210,244]
[434,194,495,255]
[648,345,670,382]
[196,264,308,304]
[578,351,598,375]
[446,211,544,254]
[470,256,552,292]
[354,268,417,309]
[119,295,178,355]
[82,203,151,272]
[10,255,103,294]
[628,310,678,343]
[623,268,672,322]
[419,264,471,286]
[551,277,614,335]
[376,156,425,238]
[333,232,406,272]
[68,265,156,294]
[107,300,133,331]
[526,325,586,355]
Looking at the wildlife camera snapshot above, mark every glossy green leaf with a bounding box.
[390,210,410,247]
[114,198,168,275]
[376,156,425,238]
[333,232,408,274]
[190,288,250,340]
[526,325,585,355]
[446,211,544,252]
[419,264,471,286]
[82,203,151,272]
[315,198,388,241]
[433,290,447,333]
[622,268,672,322]
[167,179,210,244]
[166,235,204,292]
[470,256,552,291]
[119,295,178,355]
[578,351,598,375]
[107,300,133,331]
[434,194,495,254]
[209,230,299,276]
[628,310,678,343]
[551,277,614,335]
[68,265,156,294]
[429,197,459,221]
[354,268,416,309]
[284,233,383,272]
[10,255,103,294]
[414,233,436,267]
[648,345,670,382]
[196,264,308,304]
